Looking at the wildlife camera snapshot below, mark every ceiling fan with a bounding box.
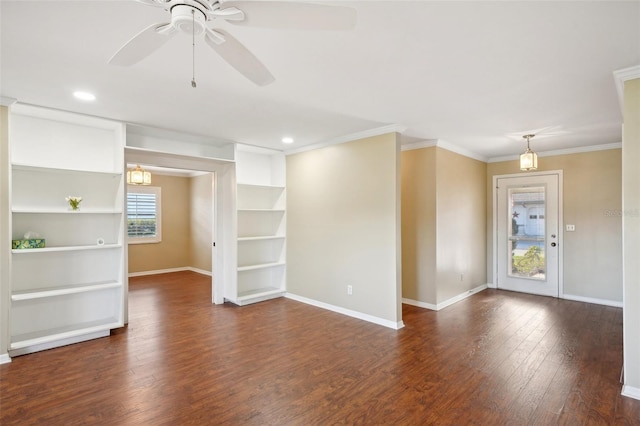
[109,0,357,86]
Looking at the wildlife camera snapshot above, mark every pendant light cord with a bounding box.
[191,9,197,88]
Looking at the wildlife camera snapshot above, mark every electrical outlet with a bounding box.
[566,224,576,232]
[347,285,353,295]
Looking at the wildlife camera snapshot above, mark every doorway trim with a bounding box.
[492,170,564,297]
[125,147,236,320]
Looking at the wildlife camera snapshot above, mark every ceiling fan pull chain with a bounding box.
[191,9,197,88]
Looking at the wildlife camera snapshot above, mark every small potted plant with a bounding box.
[66,196,82,211]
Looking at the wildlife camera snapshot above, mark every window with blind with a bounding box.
[127,186,162,243]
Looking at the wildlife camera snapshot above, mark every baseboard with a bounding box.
[128,266,212,278]
[562,293,623,308]
[187,267,212,276]
[487,282,497,289]
[402,298,437,310]
[622,385,640,401]
[285,293,405,330]
[0,353,11,364]
[403,284,488,311]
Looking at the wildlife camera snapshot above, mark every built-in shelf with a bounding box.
[237,209,285,213]
[237,183,285,190]
[12,208,123,214]
[237,262,285,272]
[12,281,121,301]
[11,163,122,176]
[9,318,121,350]
[237,287,286,302]
[12,244,121,254]
[238,236,285,242]
[8,104,125,357]
[232,147,286,306]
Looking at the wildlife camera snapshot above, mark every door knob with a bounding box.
[551,242,557,247]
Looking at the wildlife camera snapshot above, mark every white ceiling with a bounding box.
[1,1,638,159]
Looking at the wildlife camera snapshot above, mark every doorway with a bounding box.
[494,172,563,297]
[124,148,236,323]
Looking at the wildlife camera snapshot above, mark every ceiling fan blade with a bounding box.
[109,23,175,66]
[217,1,356,30]
[204,29,275,86]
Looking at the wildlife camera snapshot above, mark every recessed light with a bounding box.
[282,137,294,144]
[73,91,96,101]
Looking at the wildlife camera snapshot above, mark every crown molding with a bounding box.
[487,142,622,163]
[401,139,438,151]
[284,124,405,156]
[436,139,488,162]
[0,97,17,107]
[401,139,488,163]
[613,65,640,115]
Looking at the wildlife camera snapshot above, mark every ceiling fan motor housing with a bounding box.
[171,4,207,35]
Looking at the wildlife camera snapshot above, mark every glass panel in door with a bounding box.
[508,186,546,281]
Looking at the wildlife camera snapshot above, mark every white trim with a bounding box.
[236,143,282,155]
[0,97,17,107]
[613,65,640,115]
[189,267,212,276]
[401,139,488,163]
[285,293,405,330]
[487,282,496,289]
[401,139,438,152]
[561,294,623,308]
[403,284,488,311]
[436,140,488,163]
[284,124,404,155]
[128,266,211,277]
[488,142,622,163]
[0,353,11,364]
[402,298,437,310]
[622,385,640,401]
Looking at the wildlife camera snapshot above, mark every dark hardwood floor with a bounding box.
[1,271,639,424]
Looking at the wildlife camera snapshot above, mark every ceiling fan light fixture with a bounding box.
[520,134,538,171]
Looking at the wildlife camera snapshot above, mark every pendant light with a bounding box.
[127,165,152,185]
[520,134,538,171]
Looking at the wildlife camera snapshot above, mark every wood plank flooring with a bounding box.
[1,271,639,424]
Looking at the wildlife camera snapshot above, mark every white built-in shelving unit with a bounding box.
[8,104,125,356]
[230,146,286,305]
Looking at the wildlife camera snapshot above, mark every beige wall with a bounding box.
[128,173,214,275]
[435,148,487,303]
[0,106,10,358]
[189,173,213,272]
[286,133,402,325]
[401,146,487,306]
[487,149,623,302]
[401,147,436,302]
[622,78,640,393]
[128,174,191,273]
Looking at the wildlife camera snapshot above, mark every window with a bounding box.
[127,186,161,244]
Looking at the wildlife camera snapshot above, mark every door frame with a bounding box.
[124,148,236,321]
[492,170,564,297]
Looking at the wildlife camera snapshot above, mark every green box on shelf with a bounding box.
[12,239,46,249]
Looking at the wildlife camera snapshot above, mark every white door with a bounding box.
[496,173,560,297]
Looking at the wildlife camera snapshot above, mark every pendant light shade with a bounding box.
[520,134,538,171]
[127,165,152,185]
